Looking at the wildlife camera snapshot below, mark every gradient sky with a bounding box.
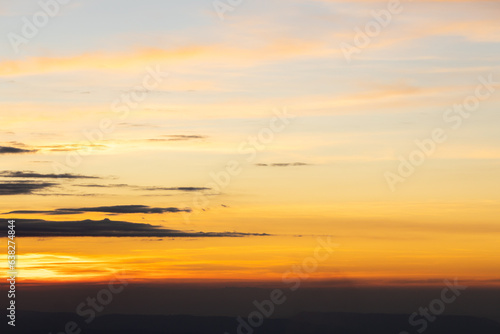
[1,0,500,287]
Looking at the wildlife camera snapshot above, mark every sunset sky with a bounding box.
[1,0,500,288]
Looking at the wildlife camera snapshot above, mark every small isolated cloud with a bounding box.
[0,146,36,154]
[256,162,310,167]
[5,205,191,215]
[0,218,270,238]
[0,181,56,195]
[0,171,99,179]
[0,130,15,135]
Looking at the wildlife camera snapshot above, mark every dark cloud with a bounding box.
[5,205,191,215]
[74,184,209,192]
[0,218,270,238]
[76,183,129,188]
[0,146,36,154]
[5,210,81,215]
[0,182,56,195]
[256,162,310,167]
[0,171,99,179]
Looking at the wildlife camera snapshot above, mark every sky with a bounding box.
[1,0,500,290]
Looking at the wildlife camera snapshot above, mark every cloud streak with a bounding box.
[5,205,191,215]
[0,41,332,76]
[0,182,56,195]
[75,184,210,192]
[148,135,207,142]
[0,218,270,238]
[0,146,36,154]
[255,162,310,167]
[140,187,211,192]
[0,171,100,179]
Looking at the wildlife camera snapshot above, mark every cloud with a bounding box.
[0,182,56,195]
[148,135,207,142]
[256,162,310,167]
[0,171,100,179]
[0,129,15,135]
[0,218,270,238]
[74,184,210,192]
[0,146,36,154]
[4,210,81,215]
[0,41,332,76]
[1,143,108,155]
[117,122,161,128]
[76,184,129,188]
[40,143,109,152]
[140,187,211,192]
[34,193,98,197]
[5,205,191,215]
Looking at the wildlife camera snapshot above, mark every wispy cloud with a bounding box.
[0,41,332,76]
[39,143,109,152]
[117,122,161,128]
[255,162,310,167]
[147,135,207,142]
